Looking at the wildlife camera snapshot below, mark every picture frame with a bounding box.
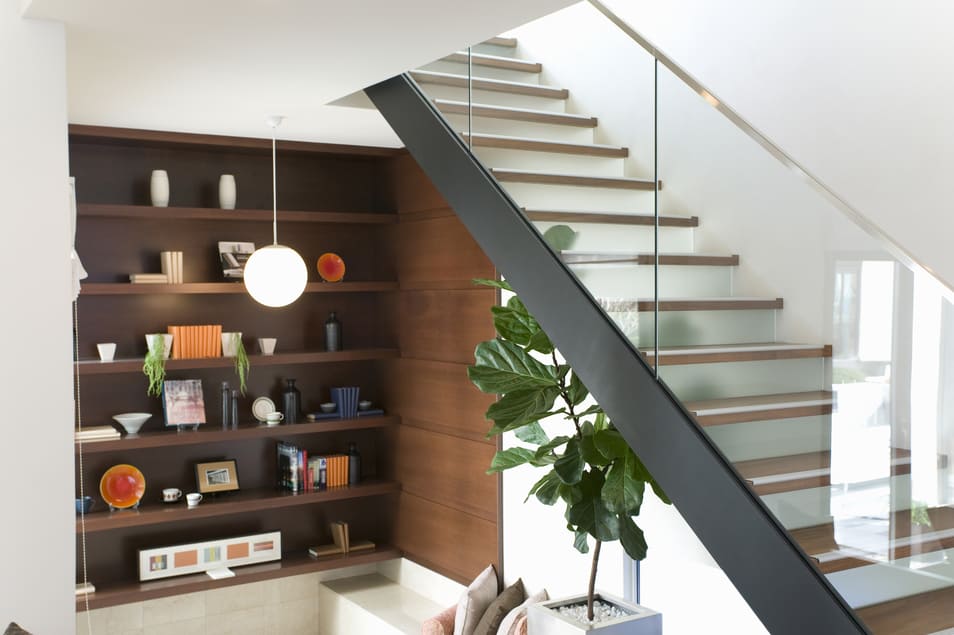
[195,459,240,494]
[138,531,281,581]
[162,379,207,428]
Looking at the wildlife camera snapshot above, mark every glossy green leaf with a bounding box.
[633,453,672,505]
[573,529,590,554]
[554,438,585,485]
[543,224,578,252]
[469,339,558,394]
[527,329,555,355]
[594,428,629,461]
[533,470,562,506]
[602,452,645,515]
[534,435,571,458]
[566,371,589,406]
[580,421,610,467]
[473,278,512,292]
[487,447,535,474]
[486,386,560,436]
[491,305,540,347]
[514,421,549,445]
[568,471,619,542]
[559,482,584,505]
[618,515,648,561]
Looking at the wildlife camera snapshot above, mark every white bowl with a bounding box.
[320,402,336,413]
[112,412,152,435]
[358,400,372,411]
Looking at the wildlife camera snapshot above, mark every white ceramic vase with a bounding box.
[150,170,169,207]
[221,332,242,357]
[219,174,236,210]
[145,333,174,360]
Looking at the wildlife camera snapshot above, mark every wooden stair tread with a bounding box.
[492,168,657,190]
[444,51,542,73]
[462,132,628,158]
[641,342,832,365]
[598,297,783,313]
[737,448,909,496]
[483,36,517,48]
[793,501,952,576]
[410,70,568,99]
[525,209,698,227]
[682,390,833,426]
[434,99,595,127]
[859,584,954,635]
[563,251,738,266]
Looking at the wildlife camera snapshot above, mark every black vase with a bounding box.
[282,378,301,424]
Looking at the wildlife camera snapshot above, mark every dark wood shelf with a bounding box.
[75,415,398,453]
[79,281,398,295]
[78,203,397,225]
[76,545,402,611]
[77,348,400,375]
[77,481,401,533]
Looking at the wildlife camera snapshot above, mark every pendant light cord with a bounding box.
[271,128,278,246]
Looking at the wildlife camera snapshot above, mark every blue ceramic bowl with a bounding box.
[76,496,94,514]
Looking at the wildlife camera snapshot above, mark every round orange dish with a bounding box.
[100,464,146,509]
[317,252,346,282]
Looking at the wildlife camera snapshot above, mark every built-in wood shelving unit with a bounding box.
[78,203,397,225]
[79,281,398,295]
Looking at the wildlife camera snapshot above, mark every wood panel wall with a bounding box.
[382,153,499,584]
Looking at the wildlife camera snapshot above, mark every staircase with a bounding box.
[396,37,954,635]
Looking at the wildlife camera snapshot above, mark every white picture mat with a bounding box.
[138,531,281,581]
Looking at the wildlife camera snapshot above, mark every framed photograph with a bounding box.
[163,379,206,428]
[138,531,281,581]
[218,241,255,280]
[195,459,240,494]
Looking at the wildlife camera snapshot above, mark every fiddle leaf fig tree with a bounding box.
[468,278,671,621]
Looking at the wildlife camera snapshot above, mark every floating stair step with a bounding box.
[411,70,568,99]
[793,497,950,576]
[483,36,517,48]
[641,342,832,366]
[563,251,738,266]
[492,168,656,190]
[599,297,783,313]
[683,390,833,426]
[525,209,698,227]
[462,132,628,158]
[736,450,833,496]
[444,51,542,73]
[435,100,595,127]
[858,575,954,634]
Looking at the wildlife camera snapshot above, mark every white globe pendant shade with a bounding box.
[243,244,308,307]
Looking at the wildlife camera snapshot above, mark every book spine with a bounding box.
[213,324,222,357]
[302,449,309,492]
[319,457,326,490]
[177,251,183,283]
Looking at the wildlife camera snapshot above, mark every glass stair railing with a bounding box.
[368,3,954,633]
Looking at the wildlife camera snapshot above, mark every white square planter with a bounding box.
[527,592,661,635]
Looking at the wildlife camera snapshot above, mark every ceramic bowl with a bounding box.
[358,400,372,411]
[112,412,152,435]
[320,402,336,413]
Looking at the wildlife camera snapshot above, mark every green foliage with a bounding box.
[543,224,578,252]
[143,334,166,397]
[468,279,672,594]
[232,333,250,395]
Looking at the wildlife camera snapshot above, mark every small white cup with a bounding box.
[265,411,284,425]
[257,337,277,355]
[186,492,203,507]
[162,488,182,503]
[97,342,117,362]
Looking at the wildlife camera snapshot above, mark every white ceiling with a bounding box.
[24,0,575,146]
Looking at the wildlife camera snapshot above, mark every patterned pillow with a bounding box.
[453,565,499,635]
[3,624,31,635]
[422,605,457,635]
[497,589,548,635]
[472,579,525,635]
[512,615,528,635]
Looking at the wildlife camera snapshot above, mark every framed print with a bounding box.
[163,379,206,428]
[139,531,281,581]
[195,459,240,494]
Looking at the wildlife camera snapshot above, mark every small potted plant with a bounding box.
[221,332,249,395]
[468,279,668,633]
[143,333,169,397]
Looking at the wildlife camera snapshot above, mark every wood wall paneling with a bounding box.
[398,289,496,364]
[386,153,450,214]
[397,211,495,289]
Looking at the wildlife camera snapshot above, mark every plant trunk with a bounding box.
[587,539,602,621]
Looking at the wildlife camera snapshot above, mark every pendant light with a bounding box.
[244,116,308,307]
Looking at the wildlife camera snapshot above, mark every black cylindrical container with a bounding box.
[231,390,239,429]
[348,442,361,484]
[283,378,301,424]
[325,311,341,352]
[221,382,231,430]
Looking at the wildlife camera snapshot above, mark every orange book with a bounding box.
[343,456,350,486]
[212,325,222,357]
[186,326,195,359]
[203,325,210,358]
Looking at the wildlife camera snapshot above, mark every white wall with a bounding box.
[0,3,74,633]
[604,0,954,292]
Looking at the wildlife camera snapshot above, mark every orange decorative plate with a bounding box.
[100,464,146,509]
[317,252,346,282]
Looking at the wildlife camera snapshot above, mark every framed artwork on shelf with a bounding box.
[218,241,255,280]
[162,379,206,429]
[138,531,281,581]
[195,459,240,494]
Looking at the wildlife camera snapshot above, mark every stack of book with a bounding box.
[75,426,121,442]
[276,441,349,492]
[160,251,184,283]
[129,273,168,284]
[308,521,375,558]
[168,325,222,359]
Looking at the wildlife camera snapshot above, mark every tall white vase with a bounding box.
[150,169,169,207]
[219,174,236,210]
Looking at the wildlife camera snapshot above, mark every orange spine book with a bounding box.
[187,326,195,359]
[212,325,222,357]
[182,326,191,359]
[203,325,211,358]
[168,326,178,359]
[338,455,346,487]
[329,456,338,487]
[344,456,350,486]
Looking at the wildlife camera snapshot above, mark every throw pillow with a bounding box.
[512,615,528,635]
[4,624,31,635]
[497,589,549,635]
[422,605,457,635]
[473,579,526,635]
[453,564,499,635]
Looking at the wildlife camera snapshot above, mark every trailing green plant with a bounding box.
[232,333,249,395]
[143,334,166,397]
[468,278,671,621]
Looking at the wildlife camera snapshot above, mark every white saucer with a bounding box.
[251,396,276,422]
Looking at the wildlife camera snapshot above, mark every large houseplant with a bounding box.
[468,279,671,624]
